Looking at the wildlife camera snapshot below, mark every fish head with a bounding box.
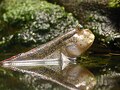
[73,29,95,54]
[63,29,95,58]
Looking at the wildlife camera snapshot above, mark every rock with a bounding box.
[0,0,79,53]
[48,0,120,53]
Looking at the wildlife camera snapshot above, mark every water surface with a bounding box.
[0,53,120,90]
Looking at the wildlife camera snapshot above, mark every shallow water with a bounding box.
[79,54,120,90]
[0,53,120,90]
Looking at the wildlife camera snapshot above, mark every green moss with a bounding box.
[108,0,120,8]
[0,0,79,52]
[87,15,119,43]
[1,0,45,23]
[10,7,78,46]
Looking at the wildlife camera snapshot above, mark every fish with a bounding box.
[1,27,95,63]
[0,27,96,90]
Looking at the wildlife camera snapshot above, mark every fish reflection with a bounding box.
[2,52,71,70]
[5,63,96,90]
[1,51,96,90]
[1,26,96,90]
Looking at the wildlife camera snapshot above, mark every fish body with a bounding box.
[1,27,95,62]
[1,27,96,90]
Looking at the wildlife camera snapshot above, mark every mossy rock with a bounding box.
[48,0,120,52]
[0,0,79,53]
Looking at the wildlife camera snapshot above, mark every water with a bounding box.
[0,53,120,90]
[78,54,120,90]
[0,67,67,90]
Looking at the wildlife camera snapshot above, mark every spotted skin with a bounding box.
[2,29,76,62]
[2,28,95,62]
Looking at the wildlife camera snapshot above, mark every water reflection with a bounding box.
[1,47,97,90]
[78,54,120,90]
[0,54,120,90]
[1,62,96,90]
[95,70,120,90]
[0,67,67,90]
